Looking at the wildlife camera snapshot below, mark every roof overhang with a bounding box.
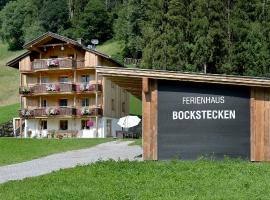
[6,51,30,69]
[96,66,270,99]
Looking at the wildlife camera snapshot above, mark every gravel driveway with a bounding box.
[0,141,142,184]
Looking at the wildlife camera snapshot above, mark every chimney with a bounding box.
[77,38,83,45]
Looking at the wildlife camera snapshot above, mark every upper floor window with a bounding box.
[111,99,115,111]
[59,76,69,83]
[81,98,89,107]
[41,99,47,107]
[59,99,68,107]
[122,102,126,113]
[81,75,90,83]
[41,77,49,84]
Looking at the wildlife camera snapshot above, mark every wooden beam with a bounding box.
[251,87,270,161]
[143,78,149,93]
[97,67,270,88]
[143,79,158,160]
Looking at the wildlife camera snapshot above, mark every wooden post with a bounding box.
[95,71,99,137]
[250,87,270,161]
[142,79,158,160]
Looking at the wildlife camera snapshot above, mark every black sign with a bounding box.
[158,80,250,160]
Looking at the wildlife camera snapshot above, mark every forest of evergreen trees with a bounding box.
[1,0,270,77]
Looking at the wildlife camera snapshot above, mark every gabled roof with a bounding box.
[6,51,31,68]
[7,32,123,68]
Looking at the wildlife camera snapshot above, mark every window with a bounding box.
[41,77,48,84]
[59,76,69,83]
[81,98,89,107]
[50,56,58,58]
[41,120,47,130]
[60,120,68,130]
[41,99,47,107]
[81,75,90,83]
[81,120,90,130]
[59,99,68,107]
[122,102,126,113]
[111,99,115,111]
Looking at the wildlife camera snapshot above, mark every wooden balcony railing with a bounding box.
[19,107,102,118]
[31,58,85,70]
[32,83,76,94]
[20,83,101,95]
[76,84,102,93]
[77,107,103,116]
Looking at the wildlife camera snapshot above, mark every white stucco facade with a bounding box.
[23,117,123,138]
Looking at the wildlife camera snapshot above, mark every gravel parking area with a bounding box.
[0,141,142,184]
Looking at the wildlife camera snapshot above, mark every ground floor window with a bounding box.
[60,120,68,130]
[41,120,47,130]
[81,120,90,130]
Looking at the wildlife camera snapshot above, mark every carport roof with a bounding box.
[96,66,270,99]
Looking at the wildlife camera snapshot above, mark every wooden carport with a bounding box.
[96,66,270,161]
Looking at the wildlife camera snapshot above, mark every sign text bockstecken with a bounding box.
[158,80,250,160]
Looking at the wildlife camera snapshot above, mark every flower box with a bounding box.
[20,86,32,94]
[46,108,60,116]
[20,109,33,118]
[80,107,92,115]
[46,84,60,92]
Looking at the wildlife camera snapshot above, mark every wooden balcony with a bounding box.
[76,107,103,117]
[19,107,77,118]
[19,107,102,118]
[20,83,101,95]
[76,84,102,93]
[31,58,84,70]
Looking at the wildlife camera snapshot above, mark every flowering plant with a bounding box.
[46,84,60,92]
[79,84,95,92]
[20,109,33,117]
[80,107,91,115]
[87,120,94,127]
[46,107,60,116]
[20,86,31,94]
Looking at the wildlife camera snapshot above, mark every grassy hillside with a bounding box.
[0,42,24,106]
[96,40,125,56]
[97,40,142,116]
[0,103,20,124]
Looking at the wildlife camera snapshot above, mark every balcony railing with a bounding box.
[31,58,85,70]
[77,107,103,116]
[76,84,102,93]
[19,83,102,95]
[19,107,102,118]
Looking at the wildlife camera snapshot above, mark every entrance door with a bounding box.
[106,119,112,137]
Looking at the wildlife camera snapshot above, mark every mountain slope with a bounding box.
[0,42,24,106]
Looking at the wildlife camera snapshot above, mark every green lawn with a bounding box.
[130,95,142,115]
[0,159,269,199]
[0,138,112,166]
[0,103,20,124]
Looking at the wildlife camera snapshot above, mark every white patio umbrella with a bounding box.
[117,115,141,128]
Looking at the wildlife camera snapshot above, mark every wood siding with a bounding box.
[85,52,98,67]
[19,56,31,71]
[251,87,270,161]
[143,78,158,160]
[102,78,130,118]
